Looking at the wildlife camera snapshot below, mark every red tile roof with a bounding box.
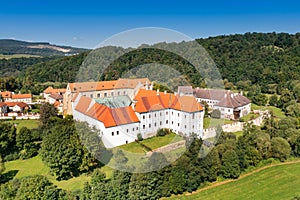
[75,96,139,128]
[0,91,12,98]
[44,87,66,94]
[134,89,203,113]
[5,102,28,108]
[68,78,150,93]
[12,94,31,99]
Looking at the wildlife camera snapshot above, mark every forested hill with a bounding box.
[0,39,88,56]
[2,32,300,94]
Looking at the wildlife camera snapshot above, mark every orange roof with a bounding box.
[53,101,62,108]
[11,94,31,99]
[134,89,203,113]
[68,78,150,93]
[5,102,28,108]
[0,91,12,98]
[75,96,139,128]
[75,96,92,113]
[44,86,66,94]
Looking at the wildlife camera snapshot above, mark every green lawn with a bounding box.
[251,103,285,119]
[3,156,112,191]
[141,133,183,150]
[166,161,300,200]
[204,118,232,129]
[119,133,183,153]
[2,119,39,132]
[240,112,260,122]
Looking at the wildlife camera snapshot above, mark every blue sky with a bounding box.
[1,0,299,48]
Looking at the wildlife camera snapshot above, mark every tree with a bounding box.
[40,122,84,180]
[0,123,17,160]
[211,109,221,119]
[90,169,109,200]
[220,149,240,179]
[39,102,58,127]
[269,94,278,106]
[16,127,38,159]
[15,175,59,200]
[270,137,291,161]
[0,156,5,176]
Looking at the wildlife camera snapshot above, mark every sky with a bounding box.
[0,0,300,48]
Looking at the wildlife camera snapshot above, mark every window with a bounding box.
[126,129,129,133]
[90,94,93,98]
[149,124,151,128]
[117,131,119,135]
[111,92,114,96]
[104,93,107,97]
[112,132,114,136]
[143,125,145,129]
[178,123,180,127]
[154,113,156,117]
[172,121,173,125]
[185,115,186,119]
[160,112,162,116]
[184,125,187,129]
[160,121,162,125]
[166,120,169,124]
[154,122,157,127]
[172,111,173,115]
[97,93,100,98]
[123,91,126,95]
[178,113,180,117]
[166,111,168,115]
[136,127,139,130]
[132,128,134,131]
[143,115,145,119]
[118,91,120,95]
[192,114,195,119]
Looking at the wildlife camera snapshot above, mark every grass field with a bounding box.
[251,103,285,119]
[166,161,300,200]
[3,156,113,191]
[2,119,39,132]
[0,54,40,59]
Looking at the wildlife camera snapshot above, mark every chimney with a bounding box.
[164,90,167,94]
[240,90,243,96]
[157,89,159,96]
[150,82,153,90]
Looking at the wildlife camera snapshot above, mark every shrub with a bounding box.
[137,133,143,141]
[156,128,166,137]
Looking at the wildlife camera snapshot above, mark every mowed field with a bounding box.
[166,160,300,200]
[0,54,40,59]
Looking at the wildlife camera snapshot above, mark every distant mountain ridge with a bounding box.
[0,39,89,56]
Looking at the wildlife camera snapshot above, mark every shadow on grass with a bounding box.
[0,170,18,184]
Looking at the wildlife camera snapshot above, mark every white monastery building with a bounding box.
[71,78,204,148]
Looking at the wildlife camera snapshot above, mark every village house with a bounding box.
[42,86,66,103]
[73,86,204,148]
[5,102,29,113]
[193,88,251,120]
[0,91,32,104]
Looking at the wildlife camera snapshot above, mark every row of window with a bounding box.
[111,127,139,136]
[141,112,193,119]
[87,91,128,99]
